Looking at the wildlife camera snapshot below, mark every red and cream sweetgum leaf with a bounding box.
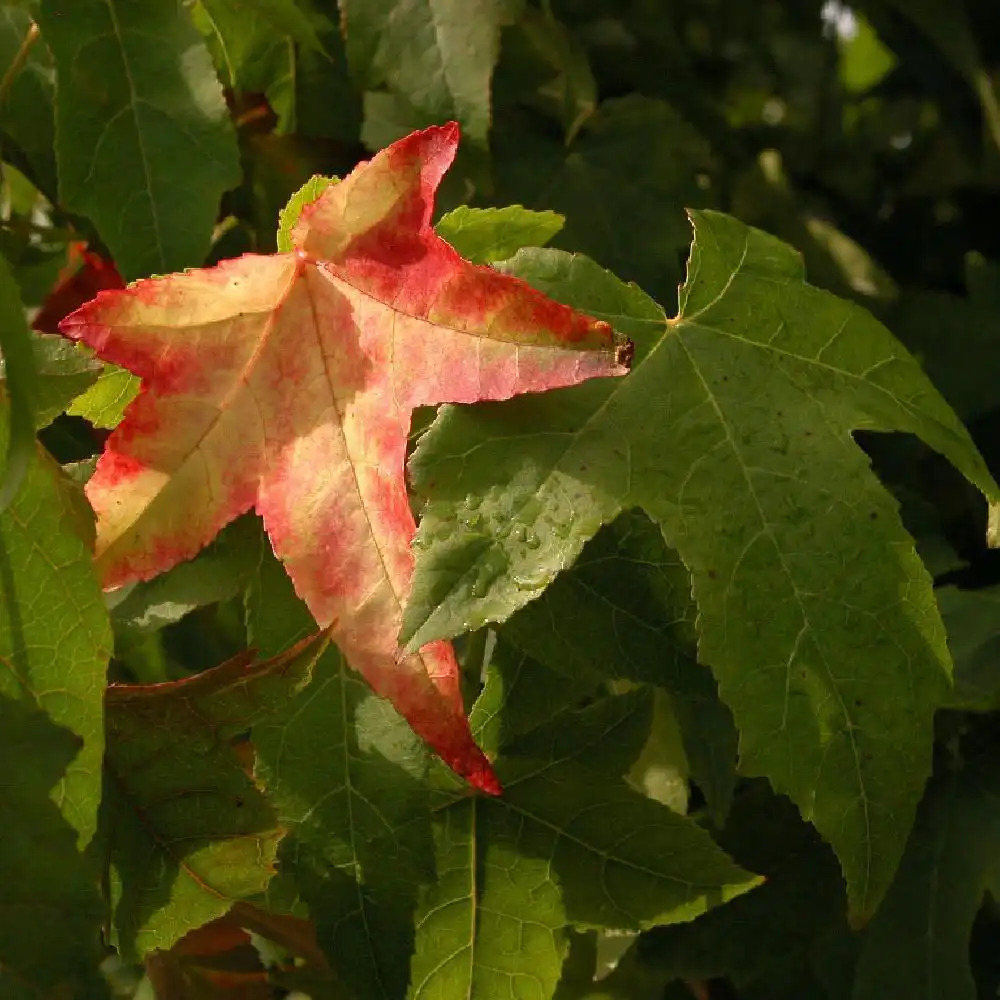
[60,124,631,792]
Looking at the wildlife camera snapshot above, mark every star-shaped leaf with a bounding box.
[402,218,999,919]
[60,124,630,793]
[408,678,760,999]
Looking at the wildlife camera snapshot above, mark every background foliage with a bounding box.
[2,0,1000,997]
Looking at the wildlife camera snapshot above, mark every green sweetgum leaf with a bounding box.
[501,508,738,825]
[437,205,565,264]
[200,0,359,142]
[339,0,520,146]
[409,684,760,999]
[101,632,326,958]
[404,212,1000,919]
[612,783,846,994]
[852,757,1000,1000]
[0,696,105,994]
[194,0,295,130]
[0,399,109,991]
[37,0,241,280]
[245,523,435,1000]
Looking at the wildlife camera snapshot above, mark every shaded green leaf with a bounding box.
[37,0,241,279]
[614,783,845,992]
[852,758,1000,1000]
[194,0,295,117]
[290,8,361,142]
[102,632,326,958]
[107,516,259,641]
[405,214,999,918]
[409,687,759,999]
[552,930,599,1000]
[878,0,1000,153]
[200,0,327,73]
[0,232,66,311]
[509,5,597,141]
[0,389,109,990]
[472,638,601,760]
[0,695,105,995]
[194,0,339,135]
[501,509,737,825]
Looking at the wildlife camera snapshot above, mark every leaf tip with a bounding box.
[442,736,502,795]
[470,760,503,796]
[431,119,461,144]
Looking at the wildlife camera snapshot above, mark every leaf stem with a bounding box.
[0,21,40,108]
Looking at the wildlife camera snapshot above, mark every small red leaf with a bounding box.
[61,124,631,789]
